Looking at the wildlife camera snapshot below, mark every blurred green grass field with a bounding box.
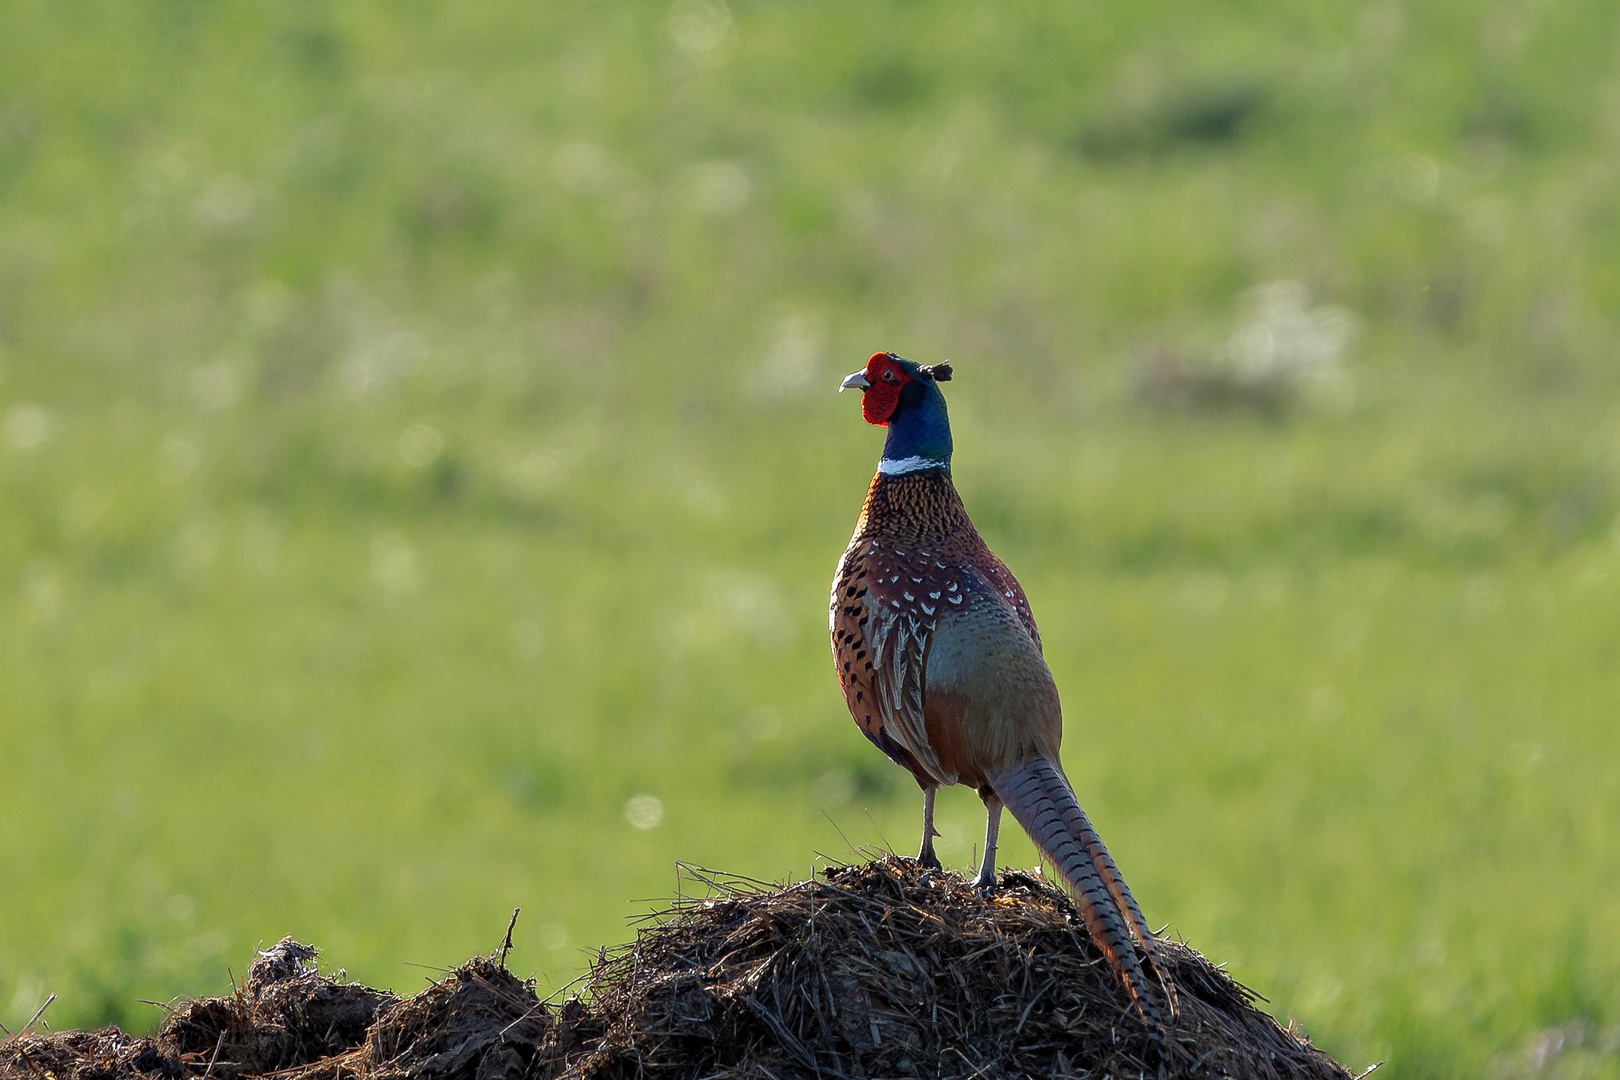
[3,1,1620,1075]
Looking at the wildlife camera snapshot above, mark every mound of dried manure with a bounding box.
[1,858,1354,1079]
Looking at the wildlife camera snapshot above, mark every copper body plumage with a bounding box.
[832,472,1056,788]
[830,352,1174,1022]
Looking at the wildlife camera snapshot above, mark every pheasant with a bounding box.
[830,352,1173,1022]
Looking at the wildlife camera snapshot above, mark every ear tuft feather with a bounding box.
[923,361,952,382]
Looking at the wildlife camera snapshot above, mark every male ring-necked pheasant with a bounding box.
[830,352,1173,1022]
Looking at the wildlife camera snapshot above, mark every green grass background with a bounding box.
[3,1,1619,1075]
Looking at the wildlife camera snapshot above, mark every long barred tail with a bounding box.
[1059,773,1181,1018]
[990,755,1174,1023]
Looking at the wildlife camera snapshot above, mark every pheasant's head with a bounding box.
[840,352,954,474]
[839,352,953,426]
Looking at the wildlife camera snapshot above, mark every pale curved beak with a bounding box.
[839,370,871,392]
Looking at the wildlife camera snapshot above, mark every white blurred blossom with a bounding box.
[752,313,827,399]
[371,530,420,594]
[510,618,545,661]
[688,161,751,216]
[340,329,425,398]
[157,434,201,481]
[19,560,62,623]
[173,517,221,580]
[190,358,249,412]
[507,451,564,498]
[1228,281,1355,381]
[1395,153,1440,202]
[193,175,257,232]
[625,793,665,830]
[555,142,616,194]
[397,423,444,468]
[240,506,285,578]
[4,403,53,450]
[668,0,733,57]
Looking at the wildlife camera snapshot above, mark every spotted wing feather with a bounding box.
[831,545,928,779]
[833,539,973,786]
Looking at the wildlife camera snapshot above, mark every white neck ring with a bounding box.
[878,455,948,476]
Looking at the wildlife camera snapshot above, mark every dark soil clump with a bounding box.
[1,857,1355,1079]
[162,939,400,1076]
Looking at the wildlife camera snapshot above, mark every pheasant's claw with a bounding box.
[916,832,943,870]
[971,871,997,895]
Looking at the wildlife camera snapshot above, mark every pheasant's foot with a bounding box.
[915,788,943,870]
[972,796,1002,895]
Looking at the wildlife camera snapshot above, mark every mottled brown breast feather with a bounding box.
[830,470,1051,788]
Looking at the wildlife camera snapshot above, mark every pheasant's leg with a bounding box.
[916,786,942,870]
[971,793,1002,890]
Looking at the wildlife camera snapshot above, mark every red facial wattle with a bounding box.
[861,352,911,426]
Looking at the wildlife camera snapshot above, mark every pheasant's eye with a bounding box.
[880,368,901,385]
